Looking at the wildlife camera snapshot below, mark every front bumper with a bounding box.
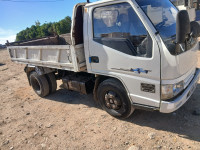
[160,68,200,113]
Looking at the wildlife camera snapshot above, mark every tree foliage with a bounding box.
[16,16,71,41]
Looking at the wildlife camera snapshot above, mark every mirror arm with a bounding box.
[175,42,185,55]
[175,43,180,55]
[179,44,185,52]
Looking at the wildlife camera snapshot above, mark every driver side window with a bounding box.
[93,2,153,58]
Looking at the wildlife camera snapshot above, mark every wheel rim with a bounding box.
[31,76,40,92]
[104,91,122,110]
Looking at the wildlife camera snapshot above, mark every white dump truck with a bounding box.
[8,0,200,118]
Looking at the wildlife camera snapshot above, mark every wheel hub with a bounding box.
[105,91,122,110]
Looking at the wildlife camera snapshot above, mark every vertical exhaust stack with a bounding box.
[87,0,90,3]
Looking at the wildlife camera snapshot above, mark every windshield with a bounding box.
[135,0,178,55]
[171,0,185,6]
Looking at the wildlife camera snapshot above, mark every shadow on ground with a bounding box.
[0,63,5,66]
[46,88,100,109]
[46,84,200,142]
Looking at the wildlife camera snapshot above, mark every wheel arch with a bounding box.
[93,74,131,103]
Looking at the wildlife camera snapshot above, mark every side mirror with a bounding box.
[190,21,200,38]
[176,10,191,43]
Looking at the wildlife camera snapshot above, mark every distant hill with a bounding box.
[16,16,71,42]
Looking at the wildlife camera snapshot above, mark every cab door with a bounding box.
[86,1,161,108]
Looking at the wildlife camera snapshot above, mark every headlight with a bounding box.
[161,81,184,100]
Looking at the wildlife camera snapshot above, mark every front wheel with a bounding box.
[97,78,134,119]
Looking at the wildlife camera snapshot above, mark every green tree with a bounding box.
[16,16,71,41]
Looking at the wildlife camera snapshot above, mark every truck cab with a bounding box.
[82,0,200,114]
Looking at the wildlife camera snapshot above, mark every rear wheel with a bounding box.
[45,73,57,94]
[97,78,134,119]
[30,71,49,97]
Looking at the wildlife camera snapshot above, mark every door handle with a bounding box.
[89,56,99,63]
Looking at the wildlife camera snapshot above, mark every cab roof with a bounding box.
[85,0,126,7]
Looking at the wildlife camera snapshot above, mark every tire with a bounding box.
[29,71,50,97]
[45,73,57,94]
[97,78,134,119]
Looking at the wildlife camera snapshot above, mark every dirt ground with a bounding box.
[0,48,200,150]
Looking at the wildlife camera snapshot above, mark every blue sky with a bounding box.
[0,0,97,44]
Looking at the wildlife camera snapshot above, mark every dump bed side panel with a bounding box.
[8,44,86,72]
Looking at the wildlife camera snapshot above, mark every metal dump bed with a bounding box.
[7,44,86,72]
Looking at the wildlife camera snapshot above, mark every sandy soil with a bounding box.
[0,48,200,150]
